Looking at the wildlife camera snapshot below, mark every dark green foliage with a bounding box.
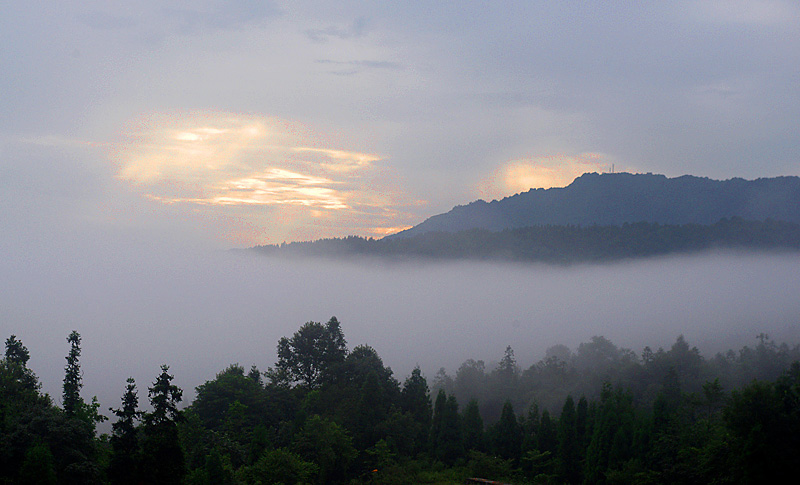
[5,323,800,484]
[3,335,39,395]
[62,331,83,417]
[269,317,347,388]
[1,335,101,484]
[556,395,580,483]
[462,399,484,452]
[584,384,636,484]
[430,390,463,464]
[493,401,521,462]
[18,442,57,485]
[108,378,141,484]
[292,414,356,484]
[141,365,185,484]
[724,367,800,483]
[5,335,30,366]
[192,364,275,433]
[400,366,432,454]
[237,447,318,484]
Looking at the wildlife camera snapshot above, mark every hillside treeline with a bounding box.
[2,320,800,484]
[253,218,800,263]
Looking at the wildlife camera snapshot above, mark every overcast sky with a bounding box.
[2,1,800,247]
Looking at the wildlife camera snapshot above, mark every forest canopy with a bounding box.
[2,321,800,484]
[252,218,800,263]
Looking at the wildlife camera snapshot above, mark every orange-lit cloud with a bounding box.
[478,153,617,200]
[111,111,414,243]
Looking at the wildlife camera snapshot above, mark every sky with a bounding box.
[2,1,800,247]
[3,1,800,419]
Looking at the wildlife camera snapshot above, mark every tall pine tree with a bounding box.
[141,365,185,484]
[62,331,83,416]
[109,378,142,485]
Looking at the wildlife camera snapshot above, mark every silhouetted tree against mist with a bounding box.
[269,317,347,388]
[109,378,142,485]
[62,331,83,417]
[142,365,185,484]
[4,335,38,394]
[400,366,432,454]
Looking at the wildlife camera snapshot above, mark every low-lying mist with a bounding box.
[3,243,800,430]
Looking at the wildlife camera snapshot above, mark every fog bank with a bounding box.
[3,245,799,428]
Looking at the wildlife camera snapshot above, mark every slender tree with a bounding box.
[109,378,142,485]
[556,395,580,483]
[62,331,83,416]
[142,365,185,484]
[494,401,522,462]
[462,399,484,452]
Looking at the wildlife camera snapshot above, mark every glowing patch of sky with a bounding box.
[112,111,414,243]
[477,153,618,200]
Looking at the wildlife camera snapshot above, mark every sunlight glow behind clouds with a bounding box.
[112,111,411,243]
[478,153,617,200]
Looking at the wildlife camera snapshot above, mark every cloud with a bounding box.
[477,153,618,200]
[688,0,800,28]
[315,59,403,76]
[112,111,414,243]
[305,17,368,42]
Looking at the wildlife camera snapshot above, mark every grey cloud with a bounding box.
[315,59,403,76]
[305,17,368,42]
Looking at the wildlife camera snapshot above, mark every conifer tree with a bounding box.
[4,335,38,392]
[62,331,83,416]
[556,395,580,483]
[109,378,142,485]
[142,365,185,484]
[494,400,522,462]
[462,399,484,452]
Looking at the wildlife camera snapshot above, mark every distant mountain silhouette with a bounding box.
[388,172,800,239]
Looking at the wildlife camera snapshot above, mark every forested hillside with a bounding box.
[3,320,800,484]
[253,217,800,262]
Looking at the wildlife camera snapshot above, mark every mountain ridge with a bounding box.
[388,172,800,239]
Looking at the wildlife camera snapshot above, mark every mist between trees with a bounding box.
[3,319,800,484]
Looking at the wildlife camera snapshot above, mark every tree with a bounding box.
[269,317,348,389]
[497,346,519,383]
[556,395,580,483]
[3,335,38,393]
[401,367,431,426]
[142,365,185,484]
[62,331,83,416]
[5,335,30,365]
[494,401,521,462]
[462,399,485,452]
[109,378,142,485]
[431,391,463,464]
[401,367,432,454]
[18,442,57,485]
[292,415,356,484]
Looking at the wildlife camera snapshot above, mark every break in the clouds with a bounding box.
[112,112,413,242]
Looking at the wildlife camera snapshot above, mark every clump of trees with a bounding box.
[2,321,800,483]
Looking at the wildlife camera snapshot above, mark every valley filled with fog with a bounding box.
[3,245,799,424]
